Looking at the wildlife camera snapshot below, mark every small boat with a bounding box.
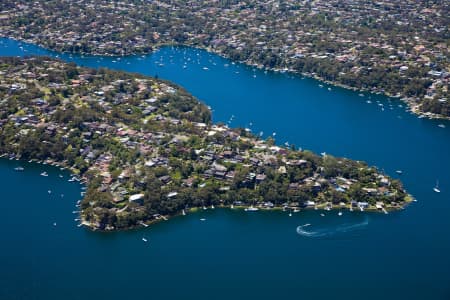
[48,190,51,194]
[245,206,259,212]
[14,166,24,171]
[289,212,292,217]
[202,206,207,210]
[320,213,325,217]
[211,205,215,209]
[200,218,206,221]
[77,223,83,227]
[139,222,149,228]
[202,67,209,71]
[40,172,48,177]
[53,222,57,226]
[142,237,148,242]
[433,180,441,193]
[396,170,403,175]
[338,212,343,216]
[182,209,186,216]
[438,124,446,128]
[59,174,63,178]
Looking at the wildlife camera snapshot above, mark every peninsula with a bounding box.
[0,57,411,230]
[0,0,448,119]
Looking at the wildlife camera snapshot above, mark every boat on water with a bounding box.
[245,206,259,212]
[320,213,325,217]
[438,124,446,128]
[200,218,206,221]
[139,221,149,227]
[433,180,441,193]
[396,170,403,175]
[142,237,148,242]
[14,166,24,171]
[289,212,292,217]
[338,212,343,216]
[40,171,48,177]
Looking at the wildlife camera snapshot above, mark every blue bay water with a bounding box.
[1,38,450,299]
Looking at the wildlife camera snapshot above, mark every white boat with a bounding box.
[245,206,259,212]
[14,166,24,171]
[139,222,149,228]
[338,212,343,216]
[396,170,403,175]
[77,223,83,227]
[40,172,48,177]
[142,237,148,242]
[53,222,57,226]
[202,67,209,71]
[200,218,206,221]
[320,213,325,217]
[433,180,441,193]
[438,124,446,128]
[48,190,51,194]
[182,209,186,216]
[211,205,215,209]
[289,212,292,217]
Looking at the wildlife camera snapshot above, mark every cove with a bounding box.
[1,37,450,300]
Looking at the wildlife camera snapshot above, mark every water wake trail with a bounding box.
[296,217,369,238]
